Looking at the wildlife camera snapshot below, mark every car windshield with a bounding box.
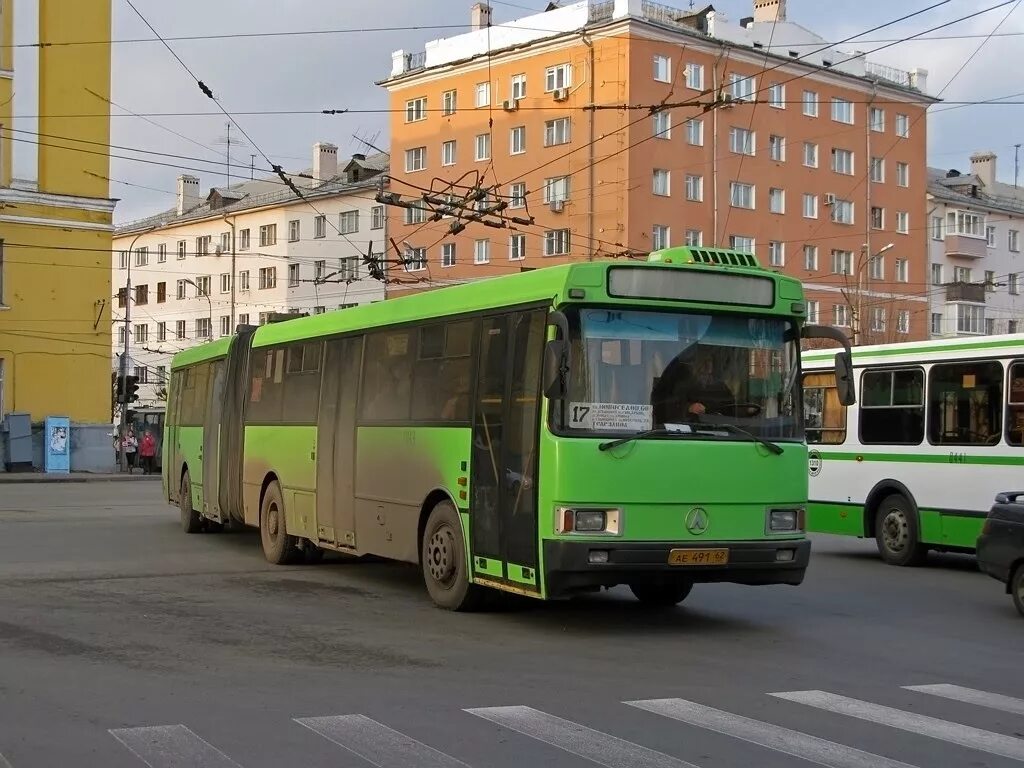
[558,308,801,440]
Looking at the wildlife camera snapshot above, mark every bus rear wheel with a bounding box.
[874,494,928,566]
[629,582,693,607]
[260,481,299,565]
[180,471,202,534]
[421,500,484,611]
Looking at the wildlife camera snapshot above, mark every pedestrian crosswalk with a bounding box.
[3,681,1023,766]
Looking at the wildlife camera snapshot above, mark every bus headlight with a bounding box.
[767,507,804,533]
[556,507,622,535]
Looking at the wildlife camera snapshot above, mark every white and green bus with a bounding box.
[802,333,1024,565]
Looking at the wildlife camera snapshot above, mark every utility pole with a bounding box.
[1015,143,1021,188]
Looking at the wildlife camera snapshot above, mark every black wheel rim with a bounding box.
[266,500,282,546]
[427,524,457,588]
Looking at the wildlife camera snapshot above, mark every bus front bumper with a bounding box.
[543,539,811,597]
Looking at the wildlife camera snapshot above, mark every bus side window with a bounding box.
[860,368,924,445]
[282,342,322,424]
[360,331,416,422]
[927,361,1003,446]
[1008,362,1024,446]
[802,372,847,445]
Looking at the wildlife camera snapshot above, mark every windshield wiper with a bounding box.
[598,425,690,452]
[699,422,784,455]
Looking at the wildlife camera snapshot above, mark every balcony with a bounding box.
[945,281,986,303]
[944,234,987,260]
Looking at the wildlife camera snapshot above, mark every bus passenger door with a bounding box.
[470,310,545,593]
[164,372,183,501]
[203,360,226,523]
[316,336,362,549]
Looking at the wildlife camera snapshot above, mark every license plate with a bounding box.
[668,548,729,566]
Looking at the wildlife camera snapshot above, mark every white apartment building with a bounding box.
[928,152,1024,338]
[112,144,389,406]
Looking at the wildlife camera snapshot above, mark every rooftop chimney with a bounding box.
[971,151,997,188]
[471,2,493,31]
[313,142,338,187]
[176,174,200,216]
[753,0,786,23]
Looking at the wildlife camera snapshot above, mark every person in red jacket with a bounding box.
[139,430,157,475]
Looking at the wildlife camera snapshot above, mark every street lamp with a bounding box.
[850,242,895,345]
[181,278,214,341]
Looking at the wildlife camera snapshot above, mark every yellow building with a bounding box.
[0,0,116,467]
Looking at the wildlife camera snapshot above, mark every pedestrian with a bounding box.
[139,430,156,475]
[123,428,138,473]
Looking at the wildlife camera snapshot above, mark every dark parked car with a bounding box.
[977,492,1024,617]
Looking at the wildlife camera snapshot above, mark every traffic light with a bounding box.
[125,375,140,404]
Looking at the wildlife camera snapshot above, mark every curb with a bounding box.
[0,474,162,484]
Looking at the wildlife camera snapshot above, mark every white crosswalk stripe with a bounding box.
[465,704,701,768]
[903,683,1024,716]
[109,725,243,768]
[770,690,1024,762]
[627,697,920,768]
[295,714,471,768]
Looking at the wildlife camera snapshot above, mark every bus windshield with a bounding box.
[562,308,801,440]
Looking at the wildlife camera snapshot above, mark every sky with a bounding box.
[18,0,1024,222]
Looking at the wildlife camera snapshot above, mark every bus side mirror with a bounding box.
[544,339,569,400]
[835,351,856,406]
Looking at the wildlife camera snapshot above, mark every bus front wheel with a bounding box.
[421,500,484,611]
[629,582,693,607]
[874,494,928,566]
[260,481,299,565]
[180,471,202,534]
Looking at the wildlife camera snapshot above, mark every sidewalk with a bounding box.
[0,472,161,484]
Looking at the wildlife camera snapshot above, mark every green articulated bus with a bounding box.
[164,247,854,610]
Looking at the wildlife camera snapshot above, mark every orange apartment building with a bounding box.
[381,0,935,341]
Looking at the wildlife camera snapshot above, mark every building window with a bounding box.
[134,323,148,344]
[956,304,985,335]
[404,202,427,225]
[509,234,526,261]
[1011,229,1021,252]
[728,72,755,100]
[259,224,277,247]
[953,266,972,283]
[652,225,670,251]
[729,235,754,253]
[931,263,943,285]
[871,307,886,333]
[339,210,359,235]
[685,174,703,202]
[869,255,884,280]
[1011,320,1019,334]
[831,98,854,124]
[896,211,909,234]
[156,366,166,384]
[986,318,996,335]
[896,162,909,187]
[157,244,167,263]
[895,258,909,282]
[831,200,855,225]
[833,304,850,327]
[220,315,231,337]
[220,273,231,294]
[803,193,818,219]
[545,63,572,91]
[313,260,326,282]
[932,216,944,240]
[768,241,784,267]
[653,111,671,139]
[986,225,996,247]
[441,139,456,166]
[769,187,785,214]
[474,239,490,264]
[870,157,884,183]
[803,142,818,168]
[804,245,818,271]
[118,327,126,345]
[475,81,491,107]
[440,90,457,116]
[288,263,300,287]
[544,229,571,256]
[135,247,149,267]
[685,119,703,146]
[339,257,358,282]
[312,306,326,316]
[544,118,571,146]
[768,82,785,108]
[729,182,755,209]
[831,148,854,175]
[653,54,671,82]
[543,176,570,203]
[371,205,385,230]
[931,313,942,335]
[806,300,820,323]
[511,73,527,100]
[652,169,671,196]
[895,113,910,138]
[134,366,149,385]
[308,214,323,239]
[175,320,186,340]
[729,127,754,155]
[802,90,819,117]
[176,280,186,300]
[831,250,853,275]
[176,240,187,260]
[405,96,427,123]
[239,230,250,251]
[985,270,996,291]
[475,133,491,161]
[220,232,231,253]
[870,107,885,132]
[405,146,426,172]
[134,284,148,305]
[510,125,526,154]
[509,182,527,209]
[196,318,212,339]
[404,247,427,272]
[441,243,456,268]
[259,267,276,290]
[195,276,211,296]
[1011,273,1020,295]
[238,271,249,291]
[288,219,300,242]
[156,282,166,303]
[118,251,128,270]
[871,206,884,230]
[685,62,704,90]
[196,236,211,256]
[898,310,910,335]
[769,134,785,161]
[685,229,702,246]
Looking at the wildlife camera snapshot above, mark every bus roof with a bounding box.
[802,332,1024,368]
[170,336,233,370]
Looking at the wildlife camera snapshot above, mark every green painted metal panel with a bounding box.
[177,426,204,499]
[919,508,944,544]
[170,338,232,370]
[808,501,982,551]
[473,557,504,579]
[245,425,318,492]
[807,502,865,536]
[814,450,1024,467]
[506,562,538,586]
[938,513,984,549]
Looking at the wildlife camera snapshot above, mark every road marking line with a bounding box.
[109,725,242,768]
[903,684,1024,716]
[295,714,471,768]
[770,690,1024,762]
[627,698,920,768]
[465,705,701,768]
[0,752,11,768]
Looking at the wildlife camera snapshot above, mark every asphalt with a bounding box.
[0,483,1021,768]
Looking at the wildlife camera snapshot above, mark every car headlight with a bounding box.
[556,507,622,535]
[767,507,804,533]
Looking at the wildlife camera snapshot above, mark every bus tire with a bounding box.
[874,494,928,566]
[260,481,298,565]
[421,500,484,611]
[180,471,202,534]
[629,582,693,607]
